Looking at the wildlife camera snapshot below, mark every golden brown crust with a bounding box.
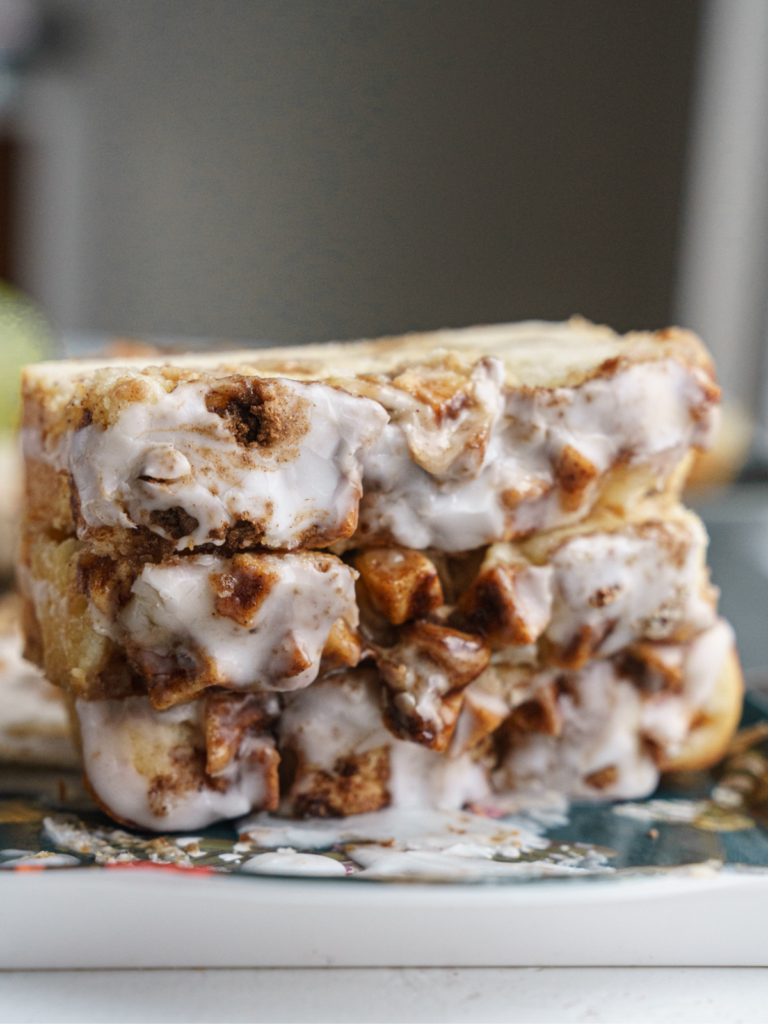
[210,556,280,627]
[660,647,744,773]
[129,642,218,711]
[21,319,719,394]
[449,679,509,757]
[23,460,74,537]
[20,592,44,669]
[202,691,279,775]
[458,562,545,646]
[203,375,312,452]
[553,445,599,514]
[616,642,684,694]
[506,682,563,736]
[539,623,617,672]
[583,765,619,790]
[27,533,143,700]
[319,618,363,674]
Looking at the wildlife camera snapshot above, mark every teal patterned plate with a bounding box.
[2,695,768,885]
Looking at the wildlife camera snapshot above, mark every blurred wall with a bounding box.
[676,0,768,416]
[15,0,701,342]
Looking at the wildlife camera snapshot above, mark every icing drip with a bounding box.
[77,696,277,830]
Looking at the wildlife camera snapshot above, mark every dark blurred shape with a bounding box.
[18,0,701,341]
[0,134,16,283]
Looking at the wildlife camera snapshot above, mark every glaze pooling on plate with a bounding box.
[0,692,764,882]
[36,804,615,881]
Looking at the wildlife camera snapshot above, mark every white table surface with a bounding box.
[0,967,766,1023]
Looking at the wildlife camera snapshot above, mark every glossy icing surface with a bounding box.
[358,359,718,550]
[116,551,357,693]
[494,619,735,800]
[67,377,387,550]
[77,696,277,830]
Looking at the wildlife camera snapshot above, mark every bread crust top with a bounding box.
[22,317,716,401]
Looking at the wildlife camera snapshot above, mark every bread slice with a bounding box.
[22,318,720,555]
[73,691,279,830]
[455,503,717,668]
[23,496,716,715]
[22,529,359,709]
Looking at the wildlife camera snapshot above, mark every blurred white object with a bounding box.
[676,0,768,435]
[0,596,77,768]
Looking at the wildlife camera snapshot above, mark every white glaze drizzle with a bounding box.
[386,740,491,811]
[117,552,357,692]
[279,669,389,768]
[477,513,717,659]
[76,695,276,830]
[494,619,734,801]
[543,517,716,655]
[638,618,735,758]
[280,667,490,812]
[494,662,662,800]
[67,376,387,550]
[359,358,717,551]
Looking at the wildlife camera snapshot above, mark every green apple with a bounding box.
[0,283,53,433]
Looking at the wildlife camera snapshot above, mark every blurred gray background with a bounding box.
[11,0,701,343]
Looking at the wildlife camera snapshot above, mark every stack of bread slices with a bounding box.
[19,319,742,830]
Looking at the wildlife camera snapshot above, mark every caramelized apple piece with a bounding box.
[374,621,490,751]
[203,690,279,775]
[459,545,552,645]
[355,547,443,626]
[319,617,363,674]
